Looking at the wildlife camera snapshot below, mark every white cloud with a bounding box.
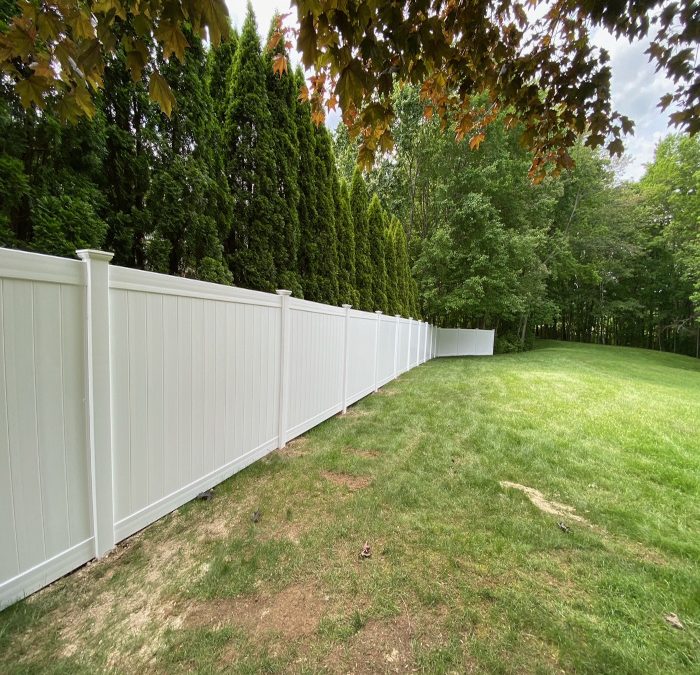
[592,28,674,180]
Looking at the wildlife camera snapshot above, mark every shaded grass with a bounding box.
[1,340,699,673]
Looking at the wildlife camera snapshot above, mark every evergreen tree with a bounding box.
[0,81,108,256]
[350,168,373,310]
[264,15,302,295]
[311,125,340,304]
[384,215,399,315]
[394,217,411,316]
[207,27,238,126]
[223,4,277,291]
[295,69,315,299]
[101,46,154,268]
[334,177,359,305]
[146,27,231,283]
[367,194,388,311]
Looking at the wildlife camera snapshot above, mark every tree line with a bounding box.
[0,5,419,318]
[339,85,700,357]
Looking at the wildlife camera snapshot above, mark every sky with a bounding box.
[225,0,675,181]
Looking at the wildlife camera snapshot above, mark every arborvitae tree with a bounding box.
[101,45,154,268]
[367,194,388,311]
[409,276,420,318]
[350,168,373,311]
[223,5,277,291]
[264,15,302,295]
[311,125,340,304]
[334,177,359,306]
[295,69,317,299]
[207,27,238,126]
[394,216,411,316]
[0,75,109,256]
[384,215,399,315]
[146,28,231,283]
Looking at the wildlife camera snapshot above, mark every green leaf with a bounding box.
[155,21,189,62]
[336,60,363,111]
[15,75,48,108]
[149,71,176,117]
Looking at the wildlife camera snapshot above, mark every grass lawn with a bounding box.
[1,340,699,674]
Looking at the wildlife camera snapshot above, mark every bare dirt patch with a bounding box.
[500,481,589,524]
[339,407,370,419]
[324,614,426,674]
[184,583,327,639]
[279,436,310,458]
[348,448,380,459]
[321,471,372,491]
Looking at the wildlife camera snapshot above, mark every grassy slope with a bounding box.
[1,340,698,673]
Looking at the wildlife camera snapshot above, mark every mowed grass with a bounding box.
[1,340,699,674]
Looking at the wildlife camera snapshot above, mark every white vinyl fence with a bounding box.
[436,328,495,356]
[0,247,494,608]
[0,249,411,607]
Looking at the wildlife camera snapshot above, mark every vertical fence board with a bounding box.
[0,281,19,582]
[33,283,70,558]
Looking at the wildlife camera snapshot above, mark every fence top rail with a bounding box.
[348,308,380,320]
[0,247,85,286]
[289,296,345,317]
[109,265,282,308]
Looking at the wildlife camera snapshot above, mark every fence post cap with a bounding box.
[395,314,401,318]
[375,310,383,315]
[342,303,352,309]
[76,249,114,263]
[408,317,413,320]
[276,289,292,296]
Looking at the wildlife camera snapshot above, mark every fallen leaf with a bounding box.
[665,613,684,629]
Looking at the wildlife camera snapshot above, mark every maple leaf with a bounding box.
[311,107,326,125]
[272,53,287,76]
[156,21,189,62]
[267,31,283,52]
[149,71,176,117]
[469,132,486,150]
[16,75,48,108]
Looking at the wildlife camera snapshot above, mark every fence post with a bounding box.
[415,320,422,366]
[76,249,115,558]
[341,304,352,413]
[374,310,382,392]
[394,315,400,378]
[406,317,412,371]
[276,290,292,448]
[423,321,428,363]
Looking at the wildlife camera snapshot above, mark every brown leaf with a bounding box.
[272,53,287,76]
[664,613,684,629]
[469,132,486,150]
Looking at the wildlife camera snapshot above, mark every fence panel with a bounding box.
[346,309,377,405]
[437,328,495,356]
[286,299,345,440]
[0,250,93,608]
[377,316,397,387]
[108,267,282,542]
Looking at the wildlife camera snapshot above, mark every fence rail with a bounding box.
[0,247,492,608]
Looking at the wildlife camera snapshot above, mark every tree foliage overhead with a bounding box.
[282,0,699,180]
[0,0,231,120]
